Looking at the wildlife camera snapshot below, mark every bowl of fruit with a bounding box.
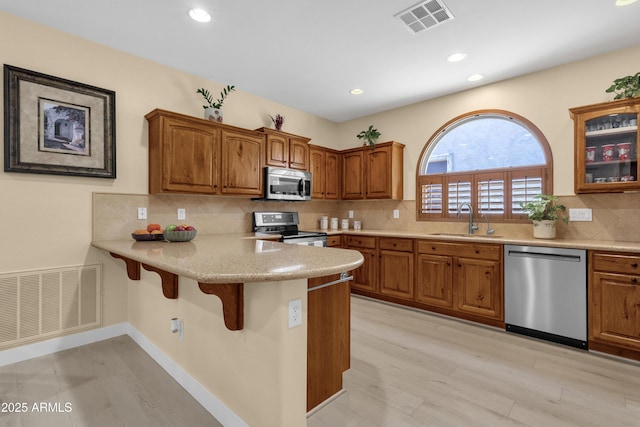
[163,224,197,242]
[132,224,164,241]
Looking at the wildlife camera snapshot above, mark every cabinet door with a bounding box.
[161,119,220,194]
[342,151,364,199]
[455,257,503,321]
[289,137,310,171]
[325,150,341,199]
[348,247,377,292]
[265,133,289,168]
[571,99,640,194]
[309,147,326,198]
[415,253,453,308]
[366,145,391,199]
[590,271,640,349]
[221,130,263,195]
[307,279,350,411]
[379,250,413,300]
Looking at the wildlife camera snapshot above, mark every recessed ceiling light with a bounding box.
[447,52,467,62]
[189,8,211,23]
[467,74,484,82]
[350,88,364,95]
[615,0,637,5]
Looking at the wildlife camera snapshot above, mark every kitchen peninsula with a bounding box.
[92,234,363,427]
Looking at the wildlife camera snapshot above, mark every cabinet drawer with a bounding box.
[592,252,640,275]
[417,240,501,261]
[345,235,377,249]
[327,235,342,247]
[379,237,413,252]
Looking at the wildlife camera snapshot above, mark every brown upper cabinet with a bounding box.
[146,109,265,196]
[570,98,640,194]
[341,141,405,200]
[309,145,340,199]
[257,128,310,171]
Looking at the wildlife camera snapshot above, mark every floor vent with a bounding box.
[395,0,455,34]
[0,264,102,349]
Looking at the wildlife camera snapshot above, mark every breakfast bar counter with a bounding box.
[92,234,363,284]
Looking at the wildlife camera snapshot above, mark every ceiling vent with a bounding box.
[395,0,455,34]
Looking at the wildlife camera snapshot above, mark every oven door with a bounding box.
[281,235,327,247]
[265,167,311,201]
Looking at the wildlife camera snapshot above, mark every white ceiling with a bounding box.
[2,0,639,122]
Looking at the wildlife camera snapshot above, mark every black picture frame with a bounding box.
[4,65,116,178]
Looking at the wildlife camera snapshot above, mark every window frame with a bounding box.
[416,109,553,223]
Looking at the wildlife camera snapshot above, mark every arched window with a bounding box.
[416,110,553,222]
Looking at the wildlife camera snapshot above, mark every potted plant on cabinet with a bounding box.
[356,125,381,147]
[197,85,236,122]
[605,72,640,99]
[519,194,568,239]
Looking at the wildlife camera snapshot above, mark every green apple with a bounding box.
[165,224,177,231]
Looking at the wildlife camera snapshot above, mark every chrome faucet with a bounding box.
[482,213,495,236]
[457,202,479,235]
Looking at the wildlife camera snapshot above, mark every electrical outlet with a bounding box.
[393,209,400,219]
[177,208,186,221]
[137,207,147,220]
[288,299,302,328]
[569,208,592,221]
[348,210,354,219]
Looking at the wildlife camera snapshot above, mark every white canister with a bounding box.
[353,220,362,230]
[319,216,328,230]
[330,217,338,230]
[341,219,349,230]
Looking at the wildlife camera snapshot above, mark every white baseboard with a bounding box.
[125,324,248,427]
[0,323,128,367]
[0,323,248,427]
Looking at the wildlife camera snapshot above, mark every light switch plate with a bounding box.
[137,207,147,220]
[569,208,592,221]
[177,208,186,221]
[393,209,400,219]
[348,210,354,219]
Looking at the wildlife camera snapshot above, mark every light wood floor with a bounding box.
[308,296,640,427]
[0,335,222,427]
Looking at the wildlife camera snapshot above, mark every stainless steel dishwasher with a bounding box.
[504,244,587,349]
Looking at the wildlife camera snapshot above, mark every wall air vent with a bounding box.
[395,0,455,34]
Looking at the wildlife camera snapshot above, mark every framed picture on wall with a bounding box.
[3,65,116,178]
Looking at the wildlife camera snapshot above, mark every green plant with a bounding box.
[356,125,381,147]
[197,85,236,109]
[519,194,568,223]
[605,72,640,100]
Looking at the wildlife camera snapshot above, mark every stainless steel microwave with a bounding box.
[262,167,312,201]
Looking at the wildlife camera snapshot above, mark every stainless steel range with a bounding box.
[252,211,327,247]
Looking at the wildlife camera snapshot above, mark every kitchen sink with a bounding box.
[428,232,503,238]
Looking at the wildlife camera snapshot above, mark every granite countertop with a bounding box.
[321,229,640,253]
[91,234,364,284]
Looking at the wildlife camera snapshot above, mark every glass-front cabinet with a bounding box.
[570,98,640,193]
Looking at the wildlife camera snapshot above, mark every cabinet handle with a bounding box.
[475,250,480,254]
[458,263,462,267]
[632,263,638,268]
[632,277,638,283]
[431,246,436,251]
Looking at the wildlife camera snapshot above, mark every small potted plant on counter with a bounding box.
[197,84,236,122]
[356,125,381,147]
[519,194,568,239]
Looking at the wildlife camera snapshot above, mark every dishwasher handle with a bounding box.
[308,272,353,292]
[507,250,583,262]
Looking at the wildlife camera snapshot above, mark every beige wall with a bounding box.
[337,45,640,199]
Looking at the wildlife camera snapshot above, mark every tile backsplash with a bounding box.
[93,192,640,243]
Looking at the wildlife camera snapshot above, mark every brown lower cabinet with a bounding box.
[347,235,504,328]
[589,251,640,361]
[307,235,350,411]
